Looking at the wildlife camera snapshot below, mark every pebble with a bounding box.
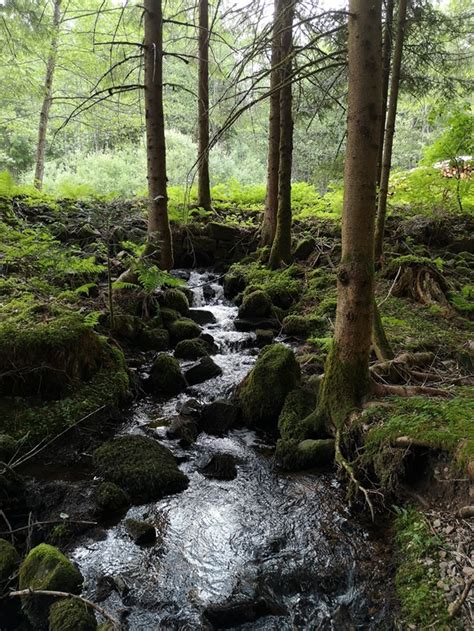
[462,566,474,576]
[433,519,441,528]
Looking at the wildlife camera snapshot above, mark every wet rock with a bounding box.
[177,398,202,418]
[161,307,181,326]
[0,538,19,585]
[166,416,199,447]
[138,327,170,351]
[185,356,222,385]
[201,453,238,481]
[174,338,210,360]
[124,519,156,545]
[239,344,301,430]
[200,332,219,352]
[293,236,316,260]
[224,270,246,299]
[200,399,240,435]
[49,598,97,631]
[203,283,216,301]
[275,438,335,471]
[95,482,130,515]
[168,318,202,343]
[278,387,319,441]
[203,597,285,628]
[188,308,217,325]
[93,435,189,504]
[158,288,189,315]
[19,543,83,628]
[282,314,325,338]
[234,317,280,332]
[255,328,274,348]
[238,290,272,319]
[95,574,116,602]
[148,353,186,396]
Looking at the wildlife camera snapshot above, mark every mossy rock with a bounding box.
[238,290,272,319]
[124,518,156,545]
[239,344,300,430]
[0,315,109,399]
[265,286,295,310]
[275,438,335,471]
[0,434,16,462]
[293,237,316,260]
[49,598,97,631]
[316,296,337,318]
[185,356,222,385]
[161,308,181,326]
[138,327,170,351]
[148,353,186,396]
[223,270,246,299]
[278,388,319,440]
[95,482,130,514]
[19,544,83,628]
[159,288,189,316]
[109,314,143,341]
[168,318,202,343]
[174,338,210,360]
[0,538,19,585]
[282,315,326,338]
[93,435,189,504]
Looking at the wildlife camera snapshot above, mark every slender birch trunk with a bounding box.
[197,0,212,210]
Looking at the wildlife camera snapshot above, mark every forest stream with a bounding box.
[69,271,393,630]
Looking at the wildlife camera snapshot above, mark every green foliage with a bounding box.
[423,109,473,164]
[393,507,449,627]
[0,538,19,587]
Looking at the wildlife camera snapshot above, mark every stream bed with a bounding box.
[71,271,394,630]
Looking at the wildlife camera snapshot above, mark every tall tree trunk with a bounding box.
[374,0,408,263]
[260,0,282,247]
[268,0,294,269]
[317,0,382,429]
[144,0,173,270]
[376,0,394,189]
[197,0,212,210]
[33,0,61,190]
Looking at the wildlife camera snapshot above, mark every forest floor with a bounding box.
[0,192,473,629]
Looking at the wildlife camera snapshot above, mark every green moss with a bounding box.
[49,598,97,631]
[448,288,474,317]
[293,236,316,260]
[161,308,181,326]
[0,434,16,462]
[225,261,301,306]
[239,344,301,430]
[148,353,186,396]
[168,318,202,343]
[394,507,449,628]
[315,295,337,318]
[0,538,19,584]
[93,435,189,504]
[159,288,189,315]
[275,438,335,471]
[138,326,170,351]
[282,315,325,338]
[19,543,83,628]
[95,482,130,514]
[174,338,210,360]
[278,388,318,440]
[238,290,272,318]
[48,523,71,546]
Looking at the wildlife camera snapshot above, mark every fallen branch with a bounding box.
[448,576,473,619]
[9,589,122,630]
[371,382,452,398]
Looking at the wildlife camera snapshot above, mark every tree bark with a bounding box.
[372,301,395,361]
[317,0,382,430]
[260,0,282,247]
[268,0,294,269]
[376,0,394,189]
[374,0,408,262]
[144,0,173,270]
[197,0,212,210]
[33,0,62,190]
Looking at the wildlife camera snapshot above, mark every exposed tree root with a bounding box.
[387,260,453,309]
[371,381,452,398]
[448,576,474,620]
[371,351,435,382]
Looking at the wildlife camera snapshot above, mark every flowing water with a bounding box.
[72,271,393,630]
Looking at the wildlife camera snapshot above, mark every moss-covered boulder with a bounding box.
[49,598,97,631]
[239,344,301,430]
[278,388,320,440]
[223,269,246,299]
[255,329,274,348]
[174,338,210,360]
[275,438,335,471]
[0,538,19,585]
[0,434,16,463]
[282,315,326,338]
[95,482,130,514]
[168,318,202,343]
[0,316,111,399]
[124,519,156,545]
[293,236,316,261]
[238,290,272,319]
[93,435,189,504]
[159,288,189,316]
[19,544,83,628]
[138,327,170,351]
[148,353,186,396]
[161,308,181,326]
[185,356,222,385]
[200,453,238,481]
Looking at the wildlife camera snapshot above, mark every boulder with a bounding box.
[203,598,285,628]
[166,416,199,447]
[200,454,238,481]
[158,288,189,315]
[138,327,170,351]
[255,329,274,348]
[205,222,241,241]
[93,435,189,504]
[224,269,246,299]
[275,438,335,471]
[95,482,130,514]
[174,338,210,360]
[239,344,300,430]
[185,357,222,386]
[293,236,316,260]
[188,308,217,325]
[19,544,83,628]
[161,308,180,326]
[177,398,202,418]
[234,317,279,332]
[200,399,240,435]
[200,332,219,352]
[238,290,272,319]
[148,353,186,396]
[282,315,325,338]
[124,519,156,545]
[278,388,318,440]
[168,318,202,343]
[48,598,97,631]
[0,538,19,585]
